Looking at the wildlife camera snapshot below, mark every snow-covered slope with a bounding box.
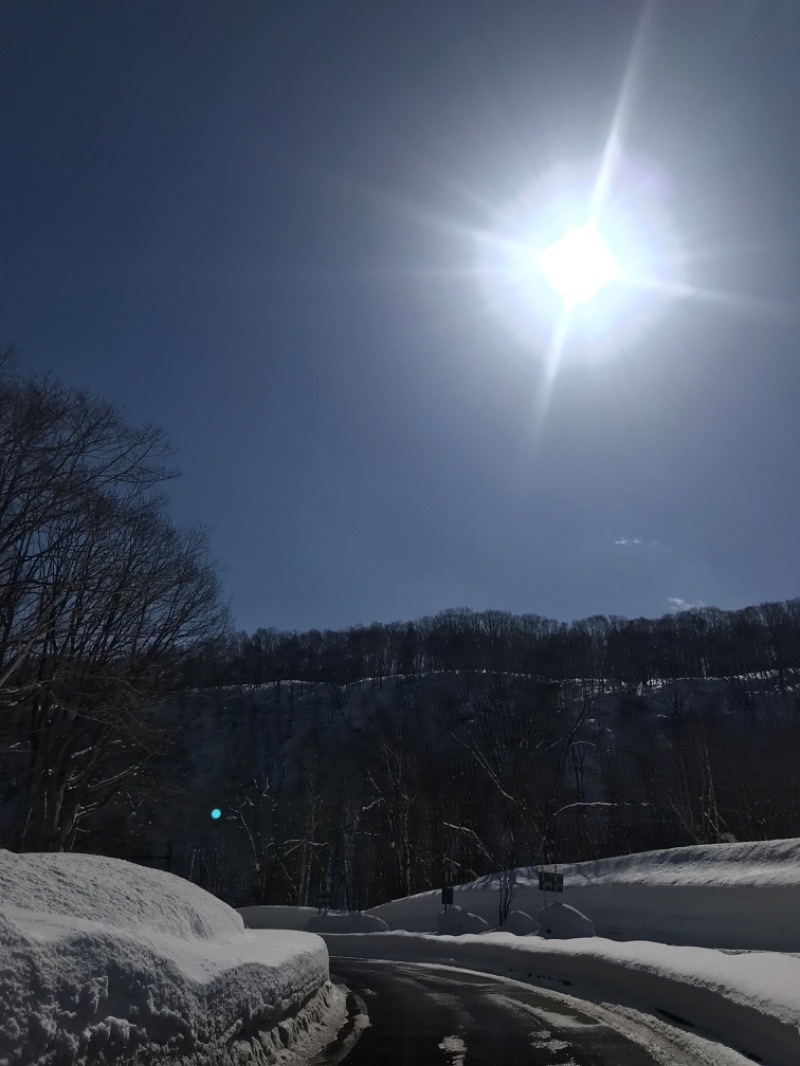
[0,851,344,1066]
[553,838,800,887]
[372,838,800,949]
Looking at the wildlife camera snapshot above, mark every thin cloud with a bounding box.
[667,596,706,613]
[614,537,670,551]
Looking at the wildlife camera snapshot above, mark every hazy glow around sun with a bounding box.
[473,155,685,371]
[538,224,621,307]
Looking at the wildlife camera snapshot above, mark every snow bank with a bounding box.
[536,902,594,938]
[372,838,800,949]
[321,930,800,1066]
[0,851,245,944]
[435,905,490,935]
[306,912,388,933]
[499,910,539,935]
[0,851,343,1066]
[554,837,800,888]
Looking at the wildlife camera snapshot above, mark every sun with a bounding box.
[473,164,681,369]
[538,224,621,308]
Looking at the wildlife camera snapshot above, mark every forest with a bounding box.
[216,597,800,691]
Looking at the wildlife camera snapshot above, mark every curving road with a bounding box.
[315,958,670,1066]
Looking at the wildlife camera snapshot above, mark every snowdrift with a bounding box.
[436,905,490,936]
[321,930,800,1066]
[536,901,594,938]
[0,851,343,1066]
[500,910,539,935]
[372,838,800,949]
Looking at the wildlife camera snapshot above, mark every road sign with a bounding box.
[441,886,454,906]
[538,870,564,893]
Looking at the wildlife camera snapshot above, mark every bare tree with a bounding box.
[0,367,228,850]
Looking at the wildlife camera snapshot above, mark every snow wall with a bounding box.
[371,839,800,950]
[0,852,341,1066]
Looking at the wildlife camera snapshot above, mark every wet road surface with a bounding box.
[318,958,669,1065]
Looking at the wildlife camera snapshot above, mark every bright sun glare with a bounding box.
[537,224,622,308]
[471,2,756,393]
[471,3,677,379]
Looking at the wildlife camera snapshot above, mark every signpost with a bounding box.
[537,870,564,893]
[441,885,454,908]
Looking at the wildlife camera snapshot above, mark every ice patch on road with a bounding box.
[530,1032,571,1052]
[438,1034,466,1064]
[525,1005,600,1029]
[488,992,599,1032]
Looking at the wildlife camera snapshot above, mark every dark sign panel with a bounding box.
[441,886,454,905]
[537,871,564,892]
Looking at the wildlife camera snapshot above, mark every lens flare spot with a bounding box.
[210,808,222,820]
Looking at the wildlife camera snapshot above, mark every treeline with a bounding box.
[218,598,800,690]
[0,352,228,851]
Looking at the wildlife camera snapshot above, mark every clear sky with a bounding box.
[2,1,799,634]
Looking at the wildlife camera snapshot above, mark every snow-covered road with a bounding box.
[319,931,795,1065]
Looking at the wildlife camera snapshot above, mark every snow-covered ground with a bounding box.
[0,851,344,1066]
[372,837,800,950]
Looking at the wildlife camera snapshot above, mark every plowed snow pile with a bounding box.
[372,838,800,949]
[546,837,800,887]
[0,851,343,1066]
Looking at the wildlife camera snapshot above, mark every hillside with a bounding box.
[72,664,800,912]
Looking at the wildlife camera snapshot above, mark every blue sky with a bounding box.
[2,1,799,633]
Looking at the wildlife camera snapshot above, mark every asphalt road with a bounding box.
[319,959,667,1066]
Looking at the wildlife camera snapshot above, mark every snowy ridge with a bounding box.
[0,851,344,1065]
[539,837,800,888]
